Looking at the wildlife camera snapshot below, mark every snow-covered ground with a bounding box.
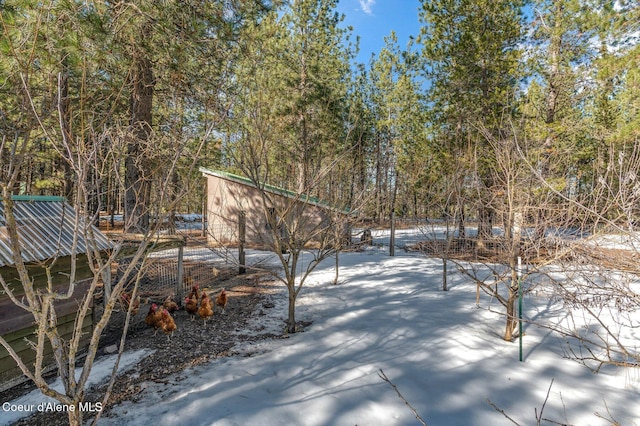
[3,237,640,425]
[1,350,150,425]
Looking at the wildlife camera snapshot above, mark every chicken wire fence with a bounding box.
[112,239,234,303]
[109,217,568,298]
[354,218,483,259]
[357,218,617,270]
[355,218,558,262]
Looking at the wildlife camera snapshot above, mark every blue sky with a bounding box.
[337,0,423,65]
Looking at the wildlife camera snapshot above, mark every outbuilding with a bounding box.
[0,195,111,389]
[200,168,351,248]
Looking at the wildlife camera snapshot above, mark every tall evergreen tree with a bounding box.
[270,0,353,194]
[524,0,594,189]
[418,0,524,238]
[419,0,525,341]
[0,3,272,424]
[101,1,266,232]
[367,33,428,219]
[228,0,354,333]
[344,64,376,211]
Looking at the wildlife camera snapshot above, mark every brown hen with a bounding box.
[198,291,214,325]
[158,308,177,340]
[215,288,228,314]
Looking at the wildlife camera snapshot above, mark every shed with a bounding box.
[200,168,350,248]
[0,195,111,388]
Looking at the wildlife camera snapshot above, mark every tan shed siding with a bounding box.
[207,176,238,244]
[207,175,270,245]
[202,169,347,248]
[206,175,314,246]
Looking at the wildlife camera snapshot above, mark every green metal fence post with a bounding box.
[518,256,523,362]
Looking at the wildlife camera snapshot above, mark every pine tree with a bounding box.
[229,0,354,333]
[419,0,524,239]
[367,33,428,219]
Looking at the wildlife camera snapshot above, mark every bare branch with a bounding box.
[378,369,428,426]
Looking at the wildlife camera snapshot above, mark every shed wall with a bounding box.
[205,175,332,247]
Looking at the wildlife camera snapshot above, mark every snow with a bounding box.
[4,234,640,425]
[1,350,150,425]
[588,232,640,251]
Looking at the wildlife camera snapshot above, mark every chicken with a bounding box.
[163,294,180,313]
[187,283,200,301]
[158,308,177,340]
[120,291,140,316]
[184,293,199,320]
[215,288,228,314]
[198,290,214,325]
[144,303,163,333]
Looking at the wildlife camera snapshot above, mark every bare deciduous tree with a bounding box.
[0,84,206,425]
[229,136,356,333]
[0,5,222,423]
[522,141,640,371]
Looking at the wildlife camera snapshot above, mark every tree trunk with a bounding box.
[287,281,296,333]
[375,135,382,222]
[58,66,74,200]
[67,402,82,426]
[478,206,493,239]
[442,215,450,291]
[442,258,448,291]
[504,289,517,342]
[504,263,519,341]
[125,53,153,233]
[457,201,466,239]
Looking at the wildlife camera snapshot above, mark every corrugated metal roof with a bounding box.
[0,196,112,267]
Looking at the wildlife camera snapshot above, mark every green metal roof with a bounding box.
[10,195,66,202]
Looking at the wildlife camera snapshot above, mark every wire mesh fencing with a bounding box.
[352,218,483,259]
[112,239,236,303]
[354,218,631,272]
[352,218,564,263]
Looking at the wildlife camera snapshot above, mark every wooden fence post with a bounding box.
[176,243,185,300]
[390,212,396,257]
[239,211,246,274]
